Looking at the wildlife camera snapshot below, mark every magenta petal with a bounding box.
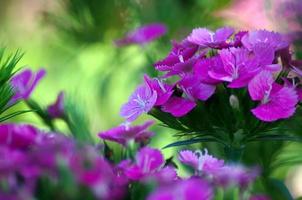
[264,64,281,72]
[228,72,257,88]
[208,71,232,82]
[148,178,213,200]
[194,56,223,84]
[0,124,38,149]
[191,82,215,101]
[248,71,274,101]
[214,27,234,42]
[144,75,174,106]
[153,166,178,183]
[178,150,199,169]
[179,75,215,101]
[242,30,289,50]
[125,165,144,180]
[162,97,196,117]
[98,120,154,145]
[187,28,212,47]
[120,83,157,122]
[154,40,198,71]
[136,147,164,172]
[251,86,298,122]
[253,43,275,66]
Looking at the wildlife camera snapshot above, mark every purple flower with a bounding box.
[215,165,259,189]
[147,178,213,200]
[98,120,154,146]
[125,147,176,182]
[161,96,196,117]
[248,70,298,121]
[154,40,199,76]
[47,91,65,118]
[208,47,259,88]
[115,23,167,46]
[178,149,224,175]
[160,74,215,117]
[10,68,46,103]
[178,75,216,101]
[187,27,234,48]
[193,56,223,84]
[253,43,281,72]
[242,30,289,51]
[0,124,39,149]
[144,75,174,106]
[120,81,157,122]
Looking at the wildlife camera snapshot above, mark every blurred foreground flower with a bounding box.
[98,120,154,146]
[0,123,126,200]
[147,178,213,200]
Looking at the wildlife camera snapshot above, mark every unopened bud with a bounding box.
[229,95,239,110]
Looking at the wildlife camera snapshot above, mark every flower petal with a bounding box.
[161,97,196,117]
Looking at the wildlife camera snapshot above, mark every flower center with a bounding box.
[261,85,272,104]
[195,149,208,172]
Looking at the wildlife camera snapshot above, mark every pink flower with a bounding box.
[0,124,39,149]
[125,147,177,182]
[98,121,154,146]
[242,30,289,51]
[178,75,216,101]
[208,47,259,88]
[147,178,213,200]
[187,27,234,48]
[215,165,259,189]
[154,40,198,73]
[144,75,174,106]
[248,70,298,121]
[120,81,157,122]
[178,149,224,175]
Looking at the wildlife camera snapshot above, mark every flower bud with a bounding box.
[229,95,239,110]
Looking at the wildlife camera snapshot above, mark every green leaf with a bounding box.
[163,137,221,149]
[0,48,23,84]
[0,83,14,114]
[247,134,302,143]
[0,110,32,122]
[270,178,294,200]
[63,96,93,143]
[26,99,55,131]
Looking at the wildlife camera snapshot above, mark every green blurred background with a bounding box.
[1,0,302,197]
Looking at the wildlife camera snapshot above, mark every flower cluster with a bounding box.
[121,27,301,122]
[0,122,265,200]
[2,26,299,199]
[0,124,126,200]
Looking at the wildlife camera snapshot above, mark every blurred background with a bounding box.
[0,0,301,197]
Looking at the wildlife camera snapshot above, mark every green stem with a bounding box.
[224,145,244,163]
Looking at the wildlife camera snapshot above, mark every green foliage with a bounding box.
[0,48,33,122]
[35,163,96,200]
[26,99,56,131]
[63,96,93,143]
[44,0,231,44]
